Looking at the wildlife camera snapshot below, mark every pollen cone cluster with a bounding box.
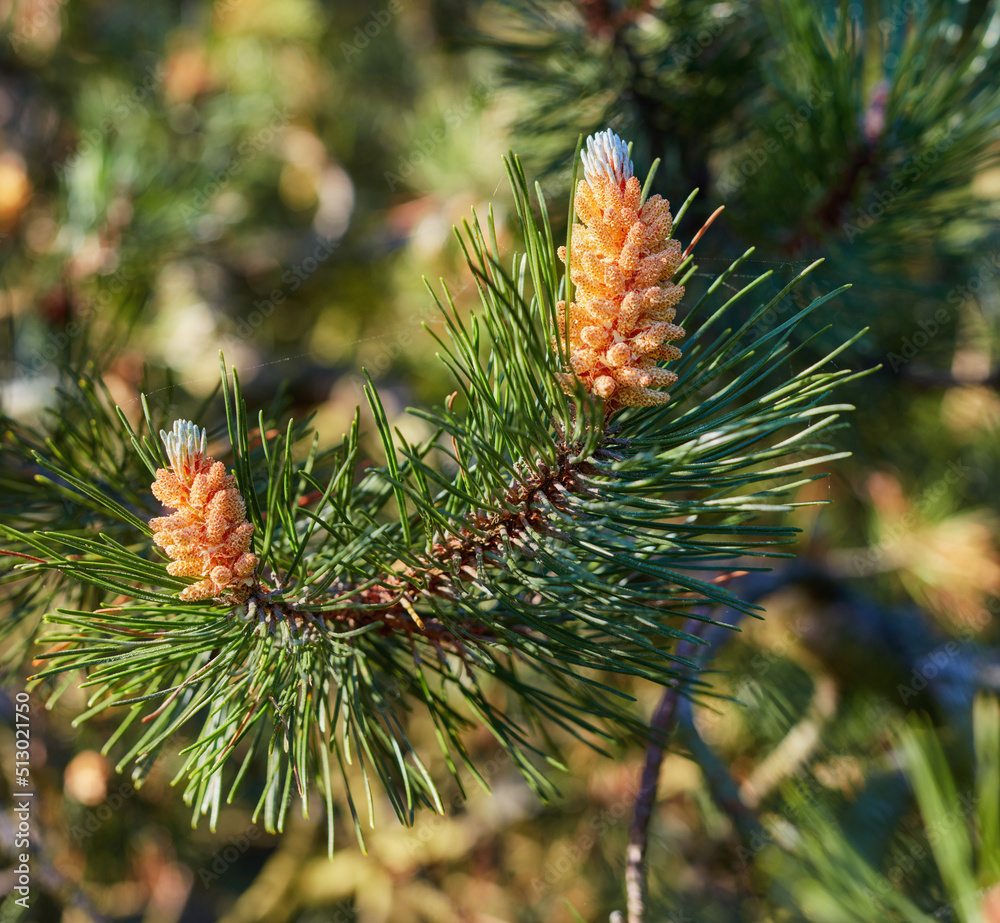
[556,129,686,412]
[150,421,258,602]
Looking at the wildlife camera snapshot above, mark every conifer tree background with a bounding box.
[1,2,1000,922]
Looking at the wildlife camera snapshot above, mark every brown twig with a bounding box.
[624,622,706,922]
[625,682,682,923]
[277,442,590,646]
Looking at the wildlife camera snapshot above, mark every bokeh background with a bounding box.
[2,0,1000,921]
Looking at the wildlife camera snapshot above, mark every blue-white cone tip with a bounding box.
[581,129,633,189]
[160,420,207,471]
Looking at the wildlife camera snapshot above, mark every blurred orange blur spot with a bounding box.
[64,750,111,806]
[0,152,32,230]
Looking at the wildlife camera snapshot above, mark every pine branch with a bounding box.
[0,131,865,857]
[623,621,702,923]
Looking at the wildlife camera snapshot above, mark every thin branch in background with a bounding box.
[624,683,682,923]
[624,622,706,923]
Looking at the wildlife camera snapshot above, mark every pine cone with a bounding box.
[150,420,258,602]
[556,129,686,413]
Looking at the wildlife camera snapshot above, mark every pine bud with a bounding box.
[150,420,258,602]
[556,129,686,412]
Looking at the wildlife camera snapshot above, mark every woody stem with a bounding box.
[625,620,704,923]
